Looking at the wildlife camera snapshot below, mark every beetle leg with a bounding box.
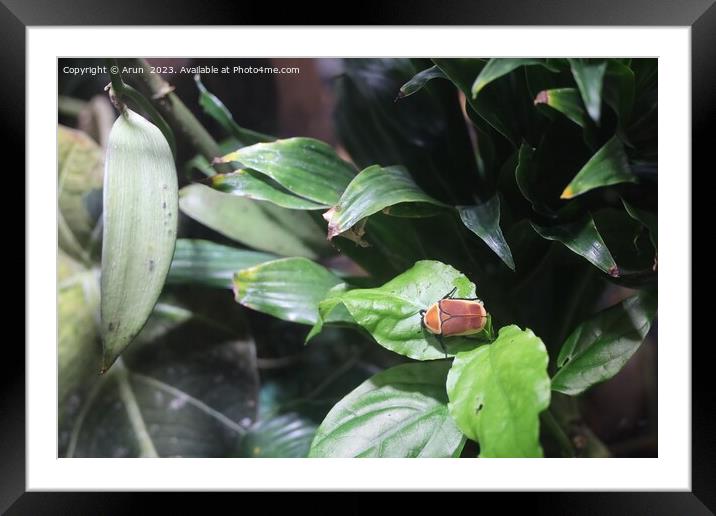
[436,335,448,359]
[442,287,457,300]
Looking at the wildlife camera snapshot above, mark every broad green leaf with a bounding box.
[178,184,322,258]
[328,260,492,360]
[233,258,343,325]
[569,59,607,123]
[397,64,446,99]
[552,291,657,395]
[457,195,515,270]
[237,413,317,458]
[218,138,356,205]
[560,136,637,199]
[66,338,258,458]
[195,75,274,147]
[100,110,178,372]
[531,214,619,276]
[447,325,550,457]
[515,143,555,217]
[309,362,466,458]
[622,199,657,250]
[211,169,327,210]
[58,252,101,432]
[471,58,545,97]
[534,88,589,128]
[324,165,448,240]
[167,239,276,289]
[58,125,104,264]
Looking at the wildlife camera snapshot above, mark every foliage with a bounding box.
[58,57,657,458]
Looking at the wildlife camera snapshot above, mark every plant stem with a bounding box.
[114,359,159,458]
[119,58,222,162]
[541,409,575,457]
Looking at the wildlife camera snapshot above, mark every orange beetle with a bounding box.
[419,287,488,357]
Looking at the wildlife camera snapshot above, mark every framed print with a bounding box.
[5,0,713,512]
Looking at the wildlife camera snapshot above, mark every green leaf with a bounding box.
[167,239,276,289]
[66,338,258,458]
[457,195,515,270]
[324,165,448,240]
[533,88,589,128]
[604,60,636,124]
[195,74,274,146]
[447,325,550,457]
[237,413,317,458]
[471,58,545,97]
[515,143,555,217]
[560,136,637,199]
[100,110,178,372]
[397,64,446,99]
[434,58,520,145]
[178,184,324,258]
[569,59,607,123]
[531,214,618,276]
[326,260,492,360]
[58,125,104,264]
[219,137,356,205]
[306,283,357,343]
[211,169,328,210]
[58,252,101,432]
[233,258,343,325]
[309,362,466,457]
[552,291,657,395]
[622,199,657,250]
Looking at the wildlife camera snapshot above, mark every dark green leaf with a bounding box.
[309,361,465,457]
[233,258,343,325]
[471,58,546,97]
[534,88,589,128]
[622,199,657,250]
[457,195,515,270]
[515,143,555,217]
[195,75,274,146]
[167,239,276,289]
[324,165,448,240]
[219,137,356,205]
[569,59,607,123]
[531,214,618,276]
[237,413,316,458]
[337,59,482,204]
[178,184,325,258]
[552,291,657,395]
[211,169,328,210]
[604,60,636,124]
[324,260,492,360]
[446,325,550,457]
[560,136,637,199]
[397,64,446,99]
[66,313,258,458]
[434,58,521,145]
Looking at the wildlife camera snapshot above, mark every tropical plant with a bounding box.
[58,57,657,458]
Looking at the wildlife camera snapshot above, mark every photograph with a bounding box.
[57,57,659,459]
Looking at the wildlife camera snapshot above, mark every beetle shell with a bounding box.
[422,298,487,336]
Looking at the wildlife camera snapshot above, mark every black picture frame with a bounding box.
[5,0,712,512]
